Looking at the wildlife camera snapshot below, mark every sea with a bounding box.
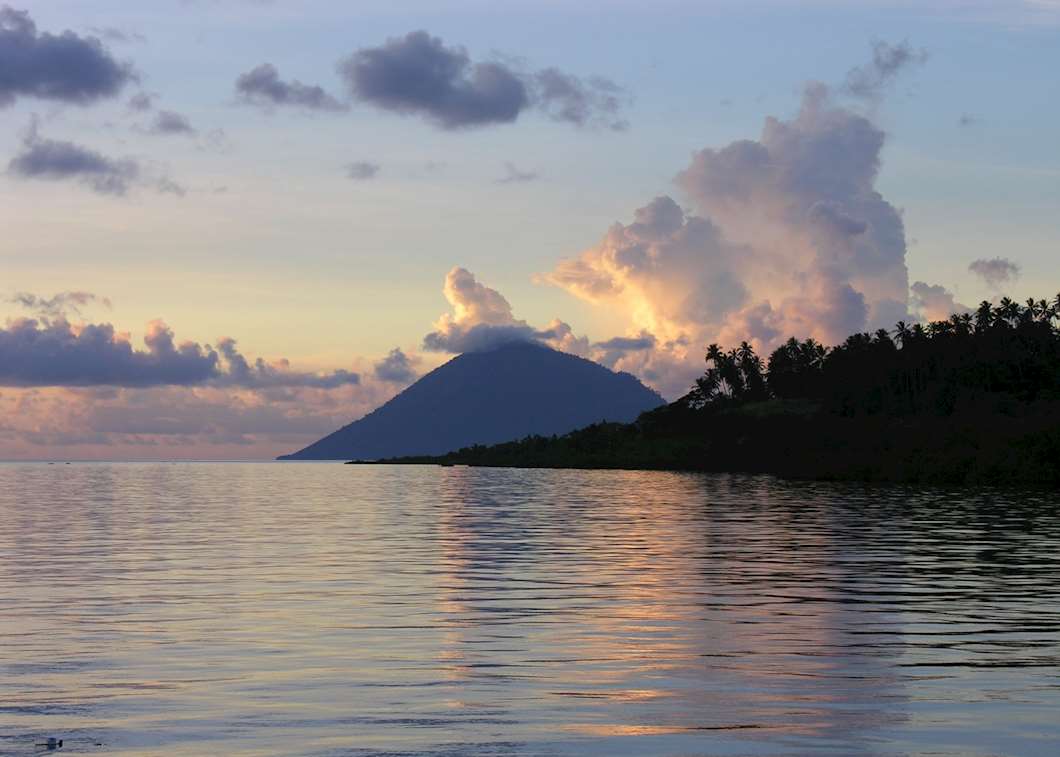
[1,462,1058,756]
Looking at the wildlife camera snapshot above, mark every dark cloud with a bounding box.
[8,119,183,196]
[0,6,135,108]
[373,348,417,383]
[8,122,140,195]
[969,257,1020,288]
[0,318,218,387]
[235,62,345,111]
[593,331,656,369]
[338,31,528,129]
[9,290,111,318]
[148,109,195,135]
[345,160,379,180]
[594,333,656,352]
[337,31,629,132]
[496,162,538,184]
[532,67,629,130]
[842,39,928,101]
[0,315,360,389]
[424,322,539,353]
[215,338,359,389]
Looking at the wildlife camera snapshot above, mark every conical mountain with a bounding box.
[279,341,664,460]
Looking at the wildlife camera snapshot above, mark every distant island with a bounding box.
[280,341,663,460]
[366,296,1060,486]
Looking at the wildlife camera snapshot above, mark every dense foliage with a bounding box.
[688,296,1060,416]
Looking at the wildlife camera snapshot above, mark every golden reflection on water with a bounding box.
[1,463,1059,756]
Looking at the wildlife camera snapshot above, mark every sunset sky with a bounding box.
[1,0,1058,459]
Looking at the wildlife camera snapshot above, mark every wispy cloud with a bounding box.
[496,162,539,184]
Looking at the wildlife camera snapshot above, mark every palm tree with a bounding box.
[996,297,1019,326]
[974,301,994,333]
[894,321,911,347]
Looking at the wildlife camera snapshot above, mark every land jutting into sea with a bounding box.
[363,296,1060,486]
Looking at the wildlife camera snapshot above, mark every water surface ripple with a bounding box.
[1,463,1058,755]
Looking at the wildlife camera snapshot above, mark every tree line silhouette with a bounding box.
[688,296,1060,416]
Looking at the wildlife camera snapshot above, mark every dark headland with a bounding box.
[370,297,1060,487]
[280,341,664,460]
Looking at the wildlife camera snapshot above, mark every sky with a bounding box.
[1,0,1058,459]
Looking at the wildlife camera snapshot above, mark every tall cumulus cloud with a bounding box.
[546,53,926,397]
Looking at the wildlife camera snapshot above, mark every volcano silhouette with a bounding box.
[279,341,664,460]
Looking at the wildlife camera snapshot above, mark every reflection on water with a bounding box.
[1,463,1058,756]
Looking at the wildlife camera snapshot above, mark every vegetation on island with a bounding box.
[370,296,1060,485]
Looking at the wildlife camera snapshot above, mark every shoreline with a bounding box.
[349,402,1060,488]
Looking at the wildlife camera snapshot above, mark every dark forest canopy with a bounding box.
[372,295,1060,486]
[687,295,1060,416]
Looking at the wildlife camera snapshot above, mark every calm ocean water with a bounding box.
[1,463,1058,756]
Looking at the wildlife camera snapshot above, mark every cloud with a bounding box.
[496,161,538,184]
[338,30,628,131]
[345,160,379,180]
[127,91,154,111]
[155,176,187,196]
[235,62,345,111]
[8,122,140,195]
[88,26,145,44]
[592,331,657,369]
[0,6,135,107]
[148,109,195,135]
[8,119,182,196]
[0,312,360,389]
[338,31,527,129]
[215,337,360,389]
[373,347,418,383]
[423,267,538,352]
[841,39,928,101]
[594,333,656,352]
[546,52,922,398]
[969,257,1020,288]
[532,68,629,130]
[8,290,111,319]
[0,373,409,459]
[422,267,591,355]
[910,281,971,322]
[536,318,591,357]
[199,127,233,154]
[0,317,218,387]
